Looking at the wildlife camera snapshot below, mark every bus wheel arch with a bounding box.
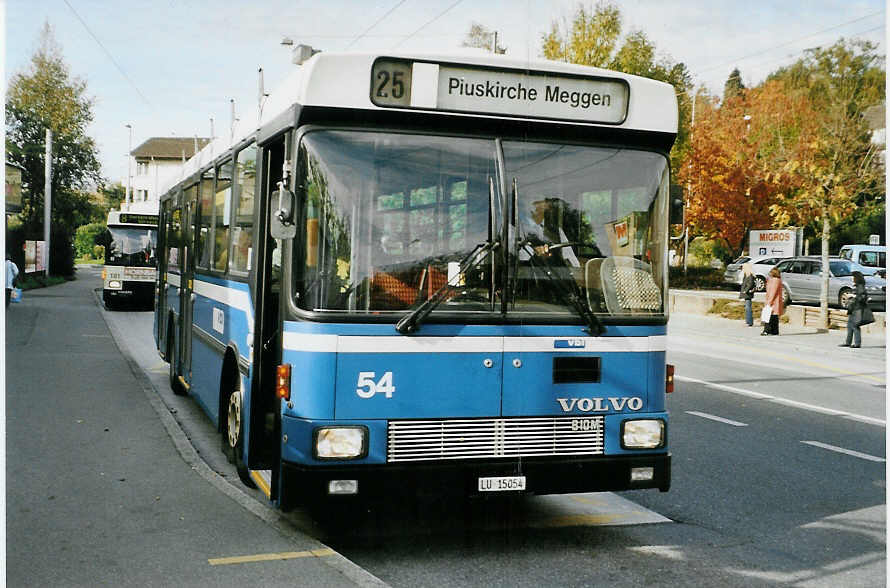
[220,349,255,488]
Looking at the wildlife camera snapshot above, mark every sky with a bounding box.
[4,0,886,186]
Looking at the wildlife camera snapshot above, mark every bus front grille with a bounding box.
[387,417,605,463]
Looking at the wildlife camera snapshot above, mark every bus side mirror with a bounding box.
[270,188,297,239]
[669,197,684,226]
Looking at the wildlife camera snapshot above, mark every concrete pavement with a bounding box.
[5,271,384,587]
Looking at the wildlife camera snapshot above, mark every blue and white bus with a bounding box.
[155,50,677,508]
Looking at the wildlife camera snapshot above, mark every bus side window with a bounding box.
[231,143,257,273]
[213,159,233,272]
[197,173,213,270]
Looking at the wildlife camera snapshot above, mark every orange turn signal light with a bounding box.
[665,364,675,394]
[276,364,292,400]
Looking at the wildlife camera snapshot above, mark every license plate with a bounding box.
[478,476,526,492]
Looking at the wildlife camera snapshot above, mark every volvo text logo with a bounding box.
[557,397,643,412]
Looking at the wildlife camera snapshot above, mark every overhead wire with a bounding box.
[392,0,465,48]
[61,0,153,108]
[346,0,410,49]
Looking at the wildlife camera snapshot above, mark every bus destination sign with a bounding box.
[118,213,159,225]
[371,59,629,124]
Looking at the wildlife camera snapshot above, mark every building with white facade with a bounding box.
[126,137,211,209]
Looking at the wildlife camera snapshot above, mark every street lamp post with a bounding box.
[125,124,132,210]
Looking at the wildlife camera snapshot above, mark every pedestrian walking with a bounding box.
[839,270,871,348]
[739,262,756,326]
[6,254,20,308]
[761,267,784,336]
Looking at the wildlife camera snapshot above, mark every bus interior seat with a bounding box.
[600,256,661,314]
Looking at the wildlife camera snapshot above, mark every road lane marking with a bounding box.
[208,548,335,566]
[685,411,748,427]
[801,441,886,463]
[677,375,885,427]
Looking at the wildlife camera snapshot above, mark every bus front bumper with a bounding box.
[280,454,670,505]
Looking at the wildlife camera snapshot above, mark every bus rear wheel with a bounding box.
[225,384,256,489]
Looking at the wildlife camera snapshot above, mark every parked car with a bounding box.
[723,255,787,291]
[839,244,885,277]
[773,256,886,308]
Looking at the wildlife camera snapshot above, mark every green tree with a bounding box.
[5,22,102,274]
[539,2,693,189]
[723,67,745,101]
[766,39,884,326]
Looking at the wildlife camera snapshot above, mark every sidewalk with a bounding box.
[5,274,379,587]
[669,310,887,364]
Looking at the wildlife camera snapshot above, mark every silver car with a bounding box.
[723,255,787,291]
[774,256,886,308]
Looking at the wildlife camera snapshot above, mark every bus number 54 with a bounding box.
[356,371,396,399]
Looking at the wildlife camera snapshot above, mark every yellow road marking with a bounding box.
[208,548,335,566]
[250,470,271,498]
[531,513,623,528]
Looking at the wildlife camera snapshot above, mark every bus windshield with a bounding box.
[293,129,669,321]
[105,226,158,267]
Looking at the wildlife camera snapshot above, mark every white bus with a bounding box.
[155,50,678,507]
[102,204,159,309]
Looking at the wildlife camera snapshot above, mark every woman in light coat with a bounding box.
[739,262,756,326]
[762,267,784,336]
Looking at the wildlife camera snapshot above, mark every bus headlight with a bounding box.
[108,280,122,289]
[314,426,367,459]
[621,419,665,449]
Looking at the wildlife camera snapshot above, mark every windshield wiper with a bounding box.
[517,240,605,336]
[396,175,501,334]
[509,177,604,336]
[395,240,499,334]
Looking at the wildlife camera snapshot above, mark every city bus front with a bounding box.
[270,123,672,506]
[102,214,158,308]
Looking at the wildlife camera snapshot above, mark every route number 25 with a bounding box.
[356,371,396,399]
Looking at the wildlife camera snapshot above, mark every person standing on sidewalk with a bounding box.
[762,267,784,336]
[739,262,756,326]
[6,254,19,308]
[840,270,868,348]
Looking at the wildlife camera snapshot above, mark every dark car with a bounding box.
[774,256,886,308]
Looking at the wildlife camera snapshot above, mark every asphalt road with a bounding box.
[7,267,885,587]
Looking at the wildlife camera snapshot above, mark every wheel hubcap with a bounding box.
[227,391,241,449]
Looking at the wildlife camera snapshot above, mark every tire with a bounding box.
[225,380,256,489]
[168,328,187,396]
[103,291,115,310]
[838,288,854,309]
[754,276,766,292]
[782,286,791,307]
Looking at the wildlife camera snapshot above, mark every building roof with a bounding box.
[131,137,212,160]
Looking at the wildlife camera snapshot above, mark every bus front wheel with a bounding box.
[225,383,256,489]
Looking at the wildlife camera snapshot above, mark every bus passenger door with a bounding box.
[179,190,198,382]
[247,134,287,475]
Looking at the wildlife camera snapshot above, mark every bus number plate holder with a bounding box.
[478,476,526,492]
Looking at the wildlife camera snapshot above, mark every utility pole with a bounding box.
[44,128,52,276]
[125,124,132,209]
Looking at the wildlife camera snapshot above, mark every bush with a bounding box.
[687,237,732,267]
[75,222,107,258]
[669,266,735,290]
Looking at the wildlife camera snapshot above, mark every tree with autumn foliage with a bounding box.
[765,39,884,324]
[678,80,819,257]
